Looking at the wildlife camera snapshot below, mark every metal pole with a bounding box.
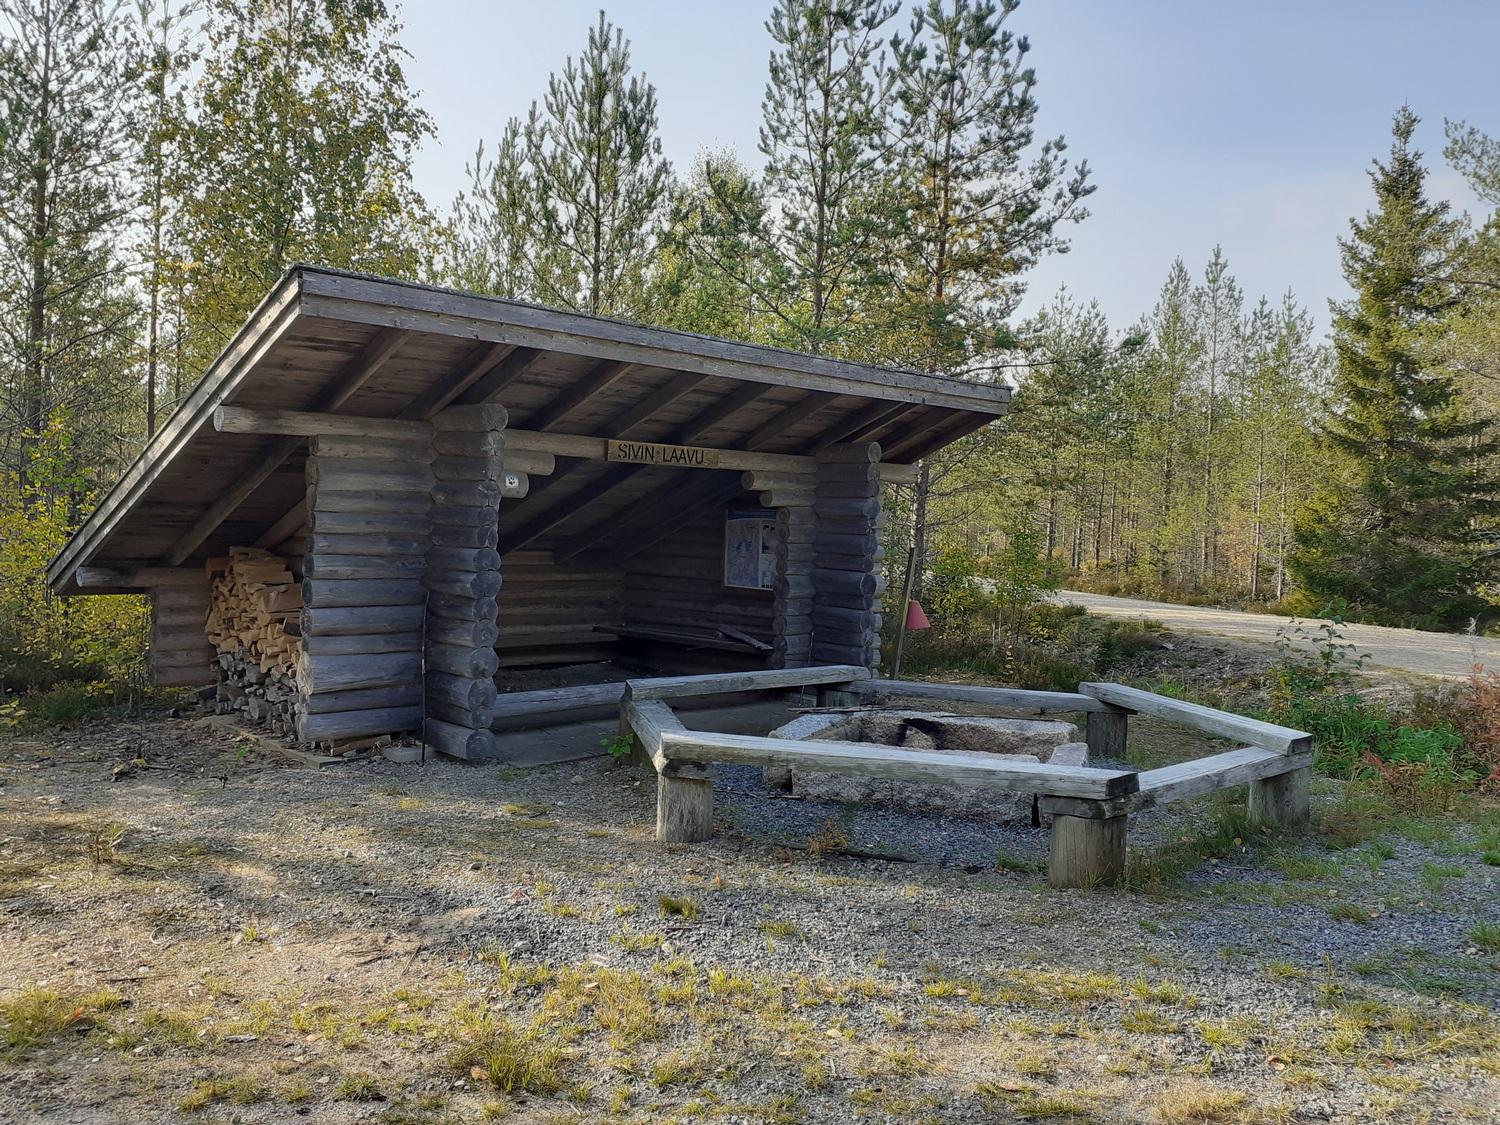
[890,545,918,679]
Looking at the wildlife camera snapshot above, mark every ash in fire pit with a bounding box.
[766,709,1090,820]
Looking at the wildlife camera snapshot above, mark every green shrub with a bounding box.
[6,680,182,731]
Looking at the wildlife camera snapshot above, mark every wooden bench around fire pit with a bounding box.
[617,666,1313,889]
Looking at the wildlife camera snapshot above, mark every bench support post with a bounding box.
[1085,706,1129,760]
[657,770,713,843]
[1048,811,1127,888]
[1247,765,1309,829]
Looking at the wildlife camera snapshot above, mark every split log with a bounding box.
[297,652,422,694]
[302,604,426,635]
[426,671,498,712]
[427,592,498,621]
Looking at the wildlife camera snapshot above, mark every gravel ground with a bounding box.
[0,710,1496,1124]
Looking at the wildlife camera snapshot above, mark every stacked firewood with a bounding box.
[205,548,304,732]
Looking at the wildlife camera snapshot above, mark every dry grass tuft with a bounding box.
[1155,1080,1247,1123]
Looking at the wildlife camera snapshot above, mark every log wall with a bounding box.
[498,551,622,668]
[294,431,432,744]
[809,443,883,668]
[149,576,214,687]
[623,504,773,656]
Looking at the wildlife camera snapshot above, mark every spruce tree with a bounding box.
[1292,108,1499,626]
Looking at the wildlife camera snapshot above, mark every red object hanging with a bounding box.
[904,599,930,631]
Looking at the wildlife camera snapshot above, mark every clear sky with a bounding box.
[399,0,1498,337]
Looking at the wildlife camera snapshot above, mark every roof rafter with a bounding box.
[159,326,410,567]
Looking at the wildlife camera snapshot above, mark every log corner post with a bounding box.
[296,426,433,744]
[422,403,507,761]
[808,443,883,671]
[770,504,815,669]
[1247,765,1310,830]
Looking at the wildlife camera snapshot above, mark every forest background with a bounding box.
[2,0,1498,690]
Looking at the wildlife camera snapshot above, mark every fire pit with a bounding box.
[765,709,1090,819]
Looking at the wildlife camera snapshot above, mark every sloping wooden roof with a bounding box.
[48,266,1009,593]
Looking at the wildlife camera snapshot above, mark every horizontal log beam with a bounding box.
[858,680,1114,714]
[1078,682,1312,754]
[658,730,1138,800]
[626,664,869,702]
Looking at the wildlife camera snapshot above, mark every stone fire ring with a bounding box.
[766,709,1092,820]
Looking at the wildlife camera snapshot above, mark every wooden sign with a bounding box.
[606,439,721,468]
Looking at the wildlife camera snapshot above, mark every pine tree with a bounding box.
[452,12,670,318]
[1292,108,1500,626]
[0,0,140,500]
[649,153,771,340]
[173,0,433,366]
[128,0,198,436]
[750,0,900,353]
[888,0,1092,375]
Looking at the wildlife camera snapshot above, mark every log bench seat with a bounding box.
[616,666,1313,888]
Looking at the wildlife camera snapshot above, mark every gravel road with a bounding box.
[1056,590,1500,680]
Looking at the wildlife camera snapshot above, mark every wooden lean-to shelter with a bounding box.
[46,267,1009,760]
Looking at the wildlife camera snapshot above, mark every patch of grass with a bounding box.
[178,1076,265,1111]
[336,1072,382,1101]
[501,802,550,818]
[1154,1081,1247,1123]
[995,848,1037,874]
[1470,921,1500,954]
[757,919,801,938]
[1,986,125,1060]
[447,1010,565,1095]
[1328,902,1372,925]
[1014,1093,1094,1119]
[1264,960,1306,981]
[1418,860,1465,893]
[1124,800,1261,891]
[1121,1007,1180,1035]
[1197,1017,1253,1049]
[1127,977,1189,1005]
[806,818,849,857]
[610,929,666,953]
[658,895,699,920]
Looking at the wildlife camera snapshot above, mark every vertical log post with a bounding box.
[771,503,816,669]
[657,769,714,843]
[1248,766,1310,829]
[148,575,215,687]
[809,443,884,670]
[1048,811,1128,888]
[1085,706,1130,761]
[424,404,508,760]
